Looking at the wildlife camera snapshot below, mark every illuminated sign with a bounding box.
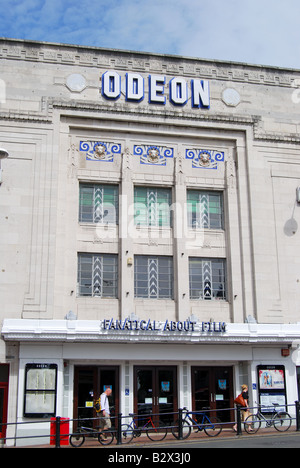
[101,71,210,109]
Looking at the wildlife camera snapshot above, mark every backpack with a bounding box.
[94,397,102,413]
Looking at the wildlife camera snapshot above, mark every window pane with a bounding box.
[79,186,94,222]
[79,184,118,224]
[134,187,171,227]
[189,258,226,300]
[134,256,173,299]
[78,253,118,298]
[187,191,223,229]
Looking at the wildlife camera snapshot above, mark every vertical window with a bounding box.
[189,258,226,300]
[78,253,118,297]
[79,184,119,224]
[24,364,57,418]
[134,256,173,299]
[187,190,223,229]
[134,186,172,227]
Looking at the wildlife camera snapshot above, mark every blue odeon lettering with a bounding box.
[102,319,226,333]
[101,71,210,108]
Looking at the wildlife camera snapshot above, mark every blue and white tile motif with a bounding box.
[134,145,174,166]
[80,141,121,162]
[185,149,224,169]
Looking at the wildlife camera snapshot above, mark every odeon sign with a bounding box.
[101,71,210,108]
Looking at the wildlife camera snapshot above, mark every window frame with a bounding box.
[134,255,174,299]
[189,257,227,301]
[77,253,119,298]
[187,190,224,230]
[79,183,119,224]
[134,186,172,227]
[23,364,57,418]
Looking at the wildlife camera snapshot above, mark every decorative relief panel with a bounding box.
[185,149,224,169]
[79,141,122,162]
[133,144,174,166]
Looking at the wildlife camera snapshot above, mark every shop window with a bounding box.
[78,253,118,297]
[189,258,226,300]
[24,364,57,418]
[187,190,223,229]
[134,255,173,299]
[79,183,119,224]
[134,186,172,227]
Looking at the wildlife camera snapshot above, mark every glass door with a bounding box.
[134,366,177,426]
[136,368,153,418]
[192,366,234,424]
[73,366,119,430]
[192,368,210,412]
[214,368,232,423]
[157,368,176,426]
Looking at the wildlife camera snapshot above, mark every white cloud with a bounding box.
[0,0,300,68]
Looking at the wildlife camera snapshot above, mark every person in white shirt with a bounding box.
[99,387,112,431]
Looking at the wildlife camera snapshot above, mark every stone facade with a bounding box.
[1,38,300,445]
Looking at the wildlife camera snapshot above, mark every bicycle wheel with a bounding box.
[146,420,167,441]
[121,424,134,444]
[69,432,85,447]
[244,414,261,434]
[203,416,222,437]
[273,412,292,432]
[171,420,191,440]
[98,430,114,445]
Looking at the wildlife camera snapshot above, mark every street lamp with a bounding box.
[0,148,9,184]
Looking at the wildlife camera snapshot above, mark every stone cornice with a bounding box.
[1,101,300,144]
[0,37,299,88]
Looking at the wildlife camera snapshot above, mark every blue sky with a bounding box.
[0,0,300,69]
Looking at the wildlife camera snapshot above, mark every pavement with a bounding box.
[6,425,299,449]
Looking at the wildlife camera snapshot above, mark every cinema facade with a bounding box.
[1,38,300,445]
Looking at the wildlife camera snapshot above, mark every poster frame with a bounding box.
[256,365,287,413]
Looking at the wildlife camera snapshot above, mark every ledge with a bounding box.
[2,318,300,346]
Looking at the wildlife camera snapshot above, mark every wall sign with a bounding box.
[102,319,226,333]
[101,71,210,109]
[24,363,57,418]
[257,365,287,413]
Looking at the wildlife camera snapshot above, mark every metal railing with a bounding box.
[1,401,300,448]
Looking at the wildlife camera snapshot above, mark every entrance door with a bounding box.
[134,366,177,426]
[192,366,234,423]
[73,366,119,429]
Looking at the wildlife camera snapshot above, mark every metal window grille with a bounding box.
[187,190,223,229]
[79,184,118,224]
[134,256,173,299]
[189,258,226,300]
[78,253,118,297]
[134,187,172,227]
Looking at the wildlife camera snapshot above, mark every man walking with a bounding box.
[99,387,112,431]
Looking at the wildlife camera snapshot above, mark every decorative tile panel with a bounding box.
[185,149,224,169]
[79,141,121,162]
[133,144,174,166]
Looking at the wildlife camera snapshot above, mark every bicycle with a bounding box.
[121,413,167,443]
[172,407,222,439]
[69,424,114,447]
[244,402,292,434]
